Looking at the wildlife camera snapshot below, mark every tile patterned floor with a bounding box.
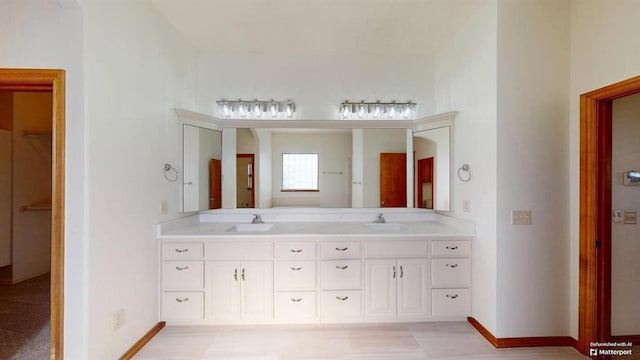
[134,322,590,360]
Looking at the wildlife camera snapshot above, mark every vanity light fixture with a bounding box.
[339,100,417,120]
[216,99,296,119]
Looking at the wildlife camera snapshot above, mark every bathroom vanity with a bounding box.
[157,209,474,325]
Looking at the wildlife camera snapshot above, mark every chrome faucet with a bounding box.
[251,214,264,224]
[373,213,386,223]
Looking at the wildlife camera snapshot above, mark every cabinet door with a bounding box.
[365,259,396,317]
[397,259,428,317]
[241,261,273,321]
[207,261,241,321]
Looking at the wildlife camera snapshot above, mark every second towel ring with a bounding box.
[457,164,471,182]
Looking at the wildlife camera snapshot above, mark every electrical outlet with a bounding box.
[511,210,532,225]
[462,200,470,213]
[112,309,125,331]
[160,200,168,215]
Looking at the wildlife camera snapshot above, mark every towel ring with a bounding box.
[163,163,179,182]
[457,164,471,182]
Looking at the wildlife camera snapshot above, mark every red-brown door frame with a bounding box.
[579,75,640,354]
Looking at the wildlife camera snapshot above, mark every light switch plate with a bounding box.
[623,209,637,224]
[612,209,623,222]
[511,210,532,225]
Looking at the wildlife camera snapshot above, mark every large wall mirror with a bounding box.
[181,124,222,212]
[177,109,455,212]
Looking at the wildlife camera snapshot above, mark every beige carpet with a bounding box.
[0,273,50,359]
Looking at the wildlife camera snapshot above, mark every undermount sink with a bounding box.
[365,223,408,231]
[231,223,274,232]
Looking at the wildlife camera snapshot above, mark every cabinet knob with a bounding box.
[335,265,349,270]
[336,296,349,301]
[446,294,459,299]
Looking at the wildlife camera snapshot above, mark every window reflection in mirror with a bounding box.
[413,126,450,211]
[182,124,222,212]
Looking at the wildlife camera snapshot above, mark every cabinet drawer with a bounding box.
[431,259,470,288]
[205,241,273,260]
[276,261,317,290]
[162,292,204,321]
[276,292,317,321]
[321,260,362,290]
[321,241,361,260]
[431,289,470,317]
[431,240,470,258]
[365,240,428,258]
[321,291,362,320]
[162,261,204,291]
[275,242,317,260]
[162,242,203,260]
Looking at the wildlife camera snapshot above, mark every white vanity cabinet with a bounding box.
[430,240,471,318]
[320,240,364,321]
[205,241,274,322]
[274,240,318,322]
[161,242,205,321]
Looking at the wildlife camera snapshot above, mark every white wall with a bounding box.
[611,93,640,336]
[84,0,198,357]
[271,132,352,207]
[568,0,640,339]
[496,0,570,337]
[0,0,86,357]
[432,1,499,334]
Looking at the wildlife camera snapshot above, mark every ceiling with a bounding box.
[152,0,487,57]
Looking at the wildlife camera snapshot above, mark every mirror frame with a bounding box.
[175,108,456,212]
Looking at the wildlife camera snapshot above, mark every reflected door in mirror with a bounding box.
[380,153,406,207]
[210,159,221,209]
[417,157,434,209]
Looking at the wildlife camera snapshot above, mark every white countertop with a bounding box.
[158,209,474,239]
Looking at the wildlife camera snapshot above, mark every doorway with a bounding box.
[380,153,406,207]
[579,75,640,354]
[0,69,65,359]
[236,154,255,208]
[416,157,434,209]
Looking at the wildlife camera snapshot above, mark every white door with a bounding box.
[241,261,273,321]
[365,259,397,317]
[397,259,428,317]
[207,261,241,321]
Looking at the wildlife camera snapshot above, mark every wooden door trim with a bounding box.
[579,75,640,354]
[237,154,255,208]
[0,68,65,359]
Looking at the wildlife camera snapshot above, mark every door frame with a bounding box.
[0,68,65,359]
[236,154,255,208]
[579,75,640,354]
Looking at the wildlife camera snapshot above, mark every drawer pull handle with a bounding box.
[234,268,238,281]
[336,296,349,301]
[175,266,189,271]
[445,246,459,250]
[393,265,396,279]
[241,268,245,281]
[400,265,404,278]
[446,294,459,299]
[291,267,302,271]
[446,264,459,268]
[175,248,189,253]
[335,265,349,270]
[291,298,303,302]
[335,247,348,251]
[175,297,190,303]
[290,249,303,253]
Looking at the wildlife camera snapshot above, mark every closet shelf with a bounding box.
[19,202,52,212]
[21,130,52,137]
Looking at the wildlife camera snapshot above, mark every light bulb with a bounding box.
[270,101,278,118]
[222,102,231,118]
[285,101,294,118]
[388,105,396,119]
[373,103,381,119]
[357,103,366,119]
[341,104,351,119]
[238,102,247,118]
[253,101,262,118]
[402,105,411,119]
